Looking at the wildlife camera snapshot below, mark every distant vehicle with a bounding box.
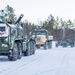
[56,39,74,47]
[31,26,53,50]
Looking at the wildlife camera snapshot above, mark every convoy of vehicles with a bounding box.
[0,10,35,61]
[1,8,75,61]
[31,26,53,50]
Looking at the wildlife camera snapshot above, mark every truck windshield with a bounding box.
[32,31,47,35]
[0,27,5,31]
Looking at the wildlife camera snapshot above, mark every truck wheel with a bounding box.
[30,41,35,55]
[48,41,52,49]
[23,42,30,56]
[8,42,18,61]
[56,44,58,47]
[17,42,22,59]
[30,41,33,55]
[43,42,47,50]
[32,42,36,54]
[70,43,74,47]
[32,48,35,54]
[36,45,40,49]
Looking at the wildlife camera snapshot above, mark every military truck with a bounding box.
[0,10,35,61]
[56,39,74,47]
[31,26,53,50]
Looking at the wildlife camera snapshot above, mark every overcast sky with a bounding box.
[0,0,75,23]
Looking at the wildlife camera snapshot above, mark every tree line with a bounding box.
[1,5,75,41]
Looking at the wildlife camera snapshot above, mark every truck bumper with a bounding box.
[0,47,9,54]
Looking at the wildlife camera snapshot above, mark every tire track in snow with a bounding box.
[2,49,60,75]
[55,50,70,75]
[31,50,68,75]
[0,50,53,75]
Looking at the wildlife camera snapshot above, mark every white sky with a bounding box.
[0,0,75,24]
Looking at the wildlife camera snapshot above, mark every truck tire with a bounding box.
[17,42,22,59]
[8,42,18,61]
[30,41,35,55]
[32,41,36,54]
[23,42,30,56]
[32,49,35,54]
[56,44,58,47]
[70,43,74,47]
[48,40,52,49]
[30,41,33,55]
[43,42,47,50]
[36,45,40,49]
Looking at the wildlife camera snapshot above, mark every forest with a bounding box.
[1,5,75,41]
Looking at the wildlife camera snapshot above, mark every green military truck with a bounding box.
[31,27,53,50]
[56,39,74,47]
[0,10,35,61]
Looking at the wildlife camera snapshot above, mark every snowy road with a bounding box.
[0,42,75,75]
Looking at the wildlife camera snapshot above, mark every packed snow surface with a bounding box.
[0,42,75,75]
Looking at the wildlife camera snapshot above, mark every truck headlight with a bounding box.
[2,44,8,47]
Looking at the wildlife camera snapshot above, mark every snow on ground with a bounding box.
[0,41,75,75]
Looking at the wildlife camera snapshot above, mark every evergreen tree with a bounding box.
[4,5,17,23]
[67,19,74,29]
